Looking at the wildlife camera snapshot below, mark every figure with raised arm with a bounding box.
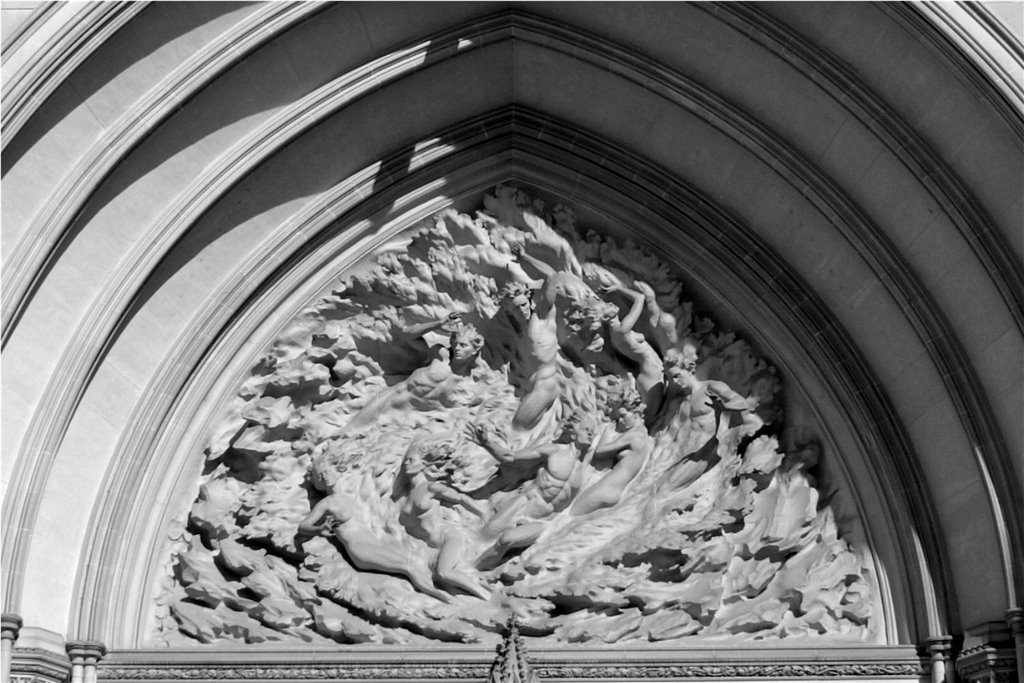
[468,410,602,569]
[631,280,678,356]
[657,344,761,490]
[604,281,665,424]
[397,440,491,599]
[570,384,651,516]
[503,245,568,435]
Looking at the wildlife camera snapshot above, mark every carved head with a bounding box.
[309,446,359,492]
[498,281,533,319]
[571,294,618,325]
[450,323,485,363]
[602,379,645,428]
[415,441,472,488]
[560,409,599,444]
[663,343,698,392]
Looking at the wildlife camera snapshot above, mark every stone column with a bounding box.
[925,635,954,683]
[1009,608,1024,683]
[65,641,106,683]
[1,614,23,683]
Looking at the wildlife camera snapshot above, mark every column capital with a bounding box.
[1007,607,1024,635]
[65,640,107,662]
[925,634,954,654]
[0,613,23,642]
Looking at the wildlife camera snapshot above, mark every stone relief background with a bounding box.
[153,186,874,645]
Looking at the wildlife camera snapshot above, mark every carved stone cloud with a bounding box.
[154,186,874,645]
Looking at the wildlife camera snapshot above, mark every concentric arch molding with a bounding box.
[96,647,926,681]
[7,10,1007,632]
[66,111,940,647]
[0,2,147,149]
[0,2,326,338]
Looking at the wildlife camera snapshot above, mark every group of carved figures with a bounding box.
[296,224,762,603]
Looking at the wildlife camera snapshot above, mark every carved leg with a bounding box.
[338,526,449,601]
[434,533,491,600]
[477,522,546,570]
[571,477,625,516]
[512,371,560,433]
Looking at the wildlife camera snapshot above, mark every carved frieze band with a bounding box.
[98,662,926,680]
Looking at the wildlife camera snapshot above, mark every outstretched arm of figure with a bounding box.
[705,380,754,410]
[616,288,647,333]
[633,281,678,353]
[511,242,557,279]
[589,430,644,459]
[400,312,460,339]
[298,498,339,535]
[426,482,486,517]
[468,423,549,465]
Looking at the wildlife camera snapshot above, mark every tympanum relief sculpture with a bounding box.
[155,186,874,645]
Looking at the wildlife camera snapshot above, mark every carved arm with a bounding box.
[615,288,647,333]
[427,482,486,517]
[705,380,755,411]
[297,498,338,535]
[400,312,461,338]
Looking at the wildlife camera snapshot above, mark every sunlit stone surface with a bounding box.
[155,186,873,645]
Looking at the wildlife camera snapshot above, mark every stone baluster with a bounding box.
[65,641,106,683]
[1,614,22,683]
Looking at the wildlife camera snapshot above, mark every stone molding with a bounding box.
[955,617,1019,683]
[97,647,926,681]
[0,3,147,148]
[9,646,71,683]
[1008,608,1024,636]
[4,17,1004,631]
[712,3,1024,333]
[1,612,23,641]
[0,2,326,339]
[923,635,954,683]
[72,110,932,645]
[0,3,60,64]
[956,645,1017,683]
[0,1,328,612]
[708,1,1024,606]
[4,12,514,622]
[6,10,966,641]
[885,2,1024,142]
[66,640,108,661]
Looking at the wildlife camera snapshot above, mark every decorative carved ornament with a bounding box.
[155,186,875,645]
[956,645,1018,683]
[98,663,925,681]
[489,618,539,683]
[8,648,71,683]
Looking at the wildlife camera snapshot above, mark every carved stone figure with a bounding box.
[344,319,486,429]
[603,282,665,423]
[397,440,490,599]
[156,185,873,646]
[570,384,650,516]
[469,412,601,569]
[298,487,447,602]
[506,252,565,438]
